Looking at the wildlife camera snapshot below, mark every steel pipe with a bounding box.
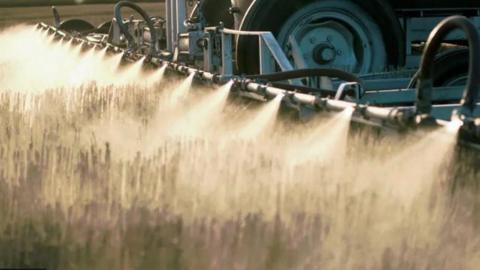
[37,22,412,127]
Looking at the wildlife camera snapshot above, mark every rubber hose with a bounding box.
[270,82,336,96]
[114,1,158,55]
[417,16,480,115]
[245,68,362,84]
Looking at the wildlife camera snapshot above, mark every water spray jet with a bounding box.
[119,56,147,85]
[146,64,167,86]
[169,72,195,106]
[171,80,234,136]
[289,107,354,166]
[238,94,284,140]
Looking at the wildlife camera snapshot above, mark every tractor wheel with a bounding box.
[202,0,234,28]
[432,48,469,87]
[409,48,469,88]
[236,0,405,75]
[97,21,112,34]
[231,0,254,28]
[58,19,95,33]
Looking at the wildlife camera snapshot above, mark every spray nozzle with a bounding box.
[457,118,480,145]
[413,114,439,129]
[314,98,329,111]
[282,92,298,108]
[452,108,480,142]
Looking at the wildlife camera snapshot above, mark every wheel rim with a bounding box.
[277,2,386,73]
[443,75,468,87]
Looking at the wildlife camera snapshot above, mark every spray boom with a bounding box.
[33,3,480,149]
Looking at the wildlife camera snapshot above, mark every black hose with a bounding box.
[114,1,158,56]
[269,82,336,96]
[245,68,362,84]
[416,16,480,115]
[246,68,362,97]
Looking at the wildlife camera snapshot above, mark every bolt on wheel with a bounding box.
[236,0,404,75]
[277,1,386,73]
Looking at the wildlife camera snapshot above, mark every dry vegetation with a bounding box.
[0,25,479,270]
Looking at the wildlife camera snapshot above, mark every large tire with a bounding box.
[236,0,405,75]
[202,0,234,28]
[231,0,255,28]
[432,48,469,87]
[97,21,112,34]
[58,19,95,33]
[408,48,468,89]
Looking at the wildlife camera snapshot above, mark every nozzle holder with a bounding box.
[458,118,480,145]
[283,92,297,108]
[416,16,480,119]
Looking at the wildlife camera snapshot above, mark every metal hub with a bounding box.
[313,44,336,64]
[294,20,360,70]
[277,1,387,74]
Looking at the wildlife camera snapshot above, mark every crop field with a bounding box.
[1,4,480,270]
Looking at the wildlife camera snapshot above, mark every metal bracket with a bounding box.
[335,82,363,101]
[166,0,187,51]
[221,31,233,76]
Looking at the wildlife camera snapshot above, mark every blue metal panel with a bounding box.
[361,86,466,105]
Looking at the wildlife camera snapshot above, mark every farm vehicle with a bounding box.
[26,0,480,148]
